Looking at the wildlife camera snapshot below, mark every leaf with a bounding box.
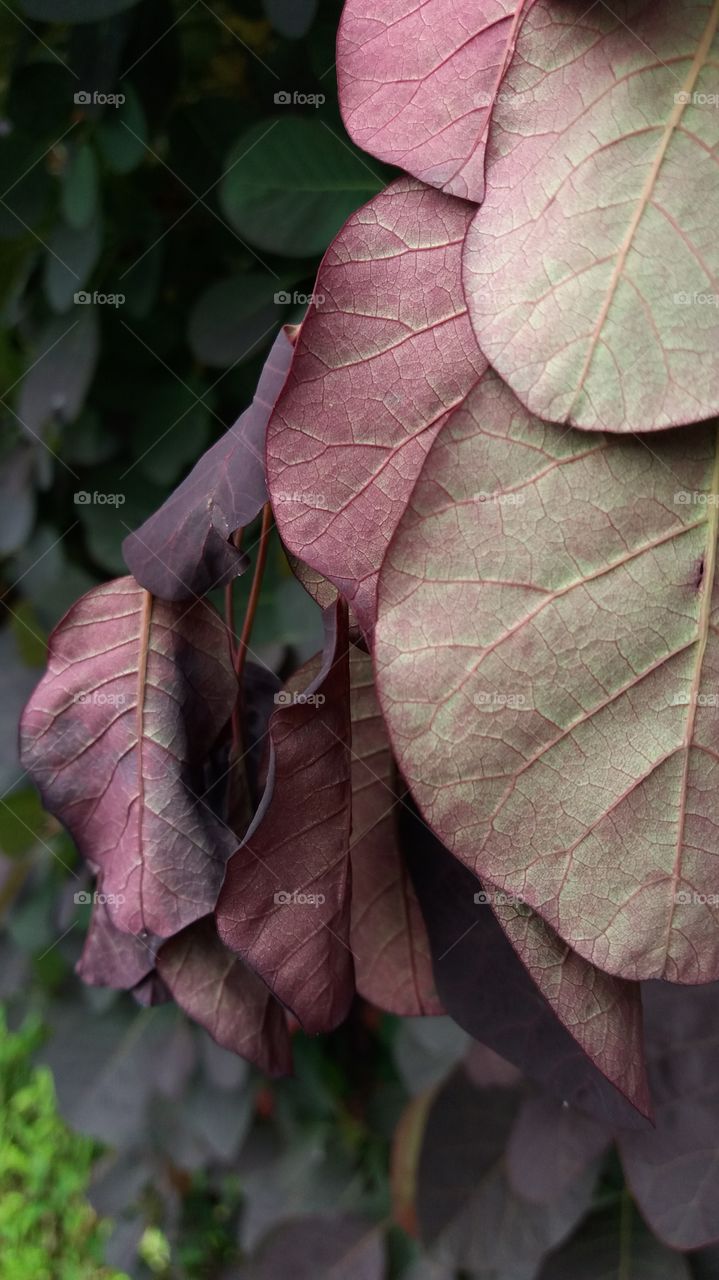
[463,0,719,432]
[506,1093,610,1204]
[263,0,318,41]
[157,917,292,1075]
[188,274,282,369]
[20,577,238,937]
[416,1072,598,1278]
[18,310,99,434]
[216,601,354,1035]
[123,328,293,601]
[220,116,385,259]
[20,0,139,19]
[349,647,441,1016]
[96,85,147,175]
[44,217,102,312]
[393,1017,468,1095]
[403,811,651,1128]
[338,0,534,201]
[61,142,99,231]
[619,980,719,1250]
[0,448,35,555]
[375,369,719,982]
[267,176,488,635]
[538,1203,692,1280]
[244,1217,385,1280]
[76,899,157,989]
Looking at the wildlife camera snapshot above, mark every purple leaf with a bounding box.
[506,1093,610,1204]
[157,917,292,1076]
[538,1204,692,1280]
[267,177,487,636]
[77,898,157,989]
[338,0,535,201]
[20,577,238,937]
[619,980,719,1250]
[244,1217,385,1280]
[404,815,651,1128]
[216,601,355,1034]
[123,329,294,601]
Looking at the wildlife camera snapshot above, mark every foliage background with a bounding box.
[0,2,436,1276]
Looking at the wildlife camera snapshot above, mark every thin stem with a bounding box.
[224,529,244,664]
[235,502,273,687]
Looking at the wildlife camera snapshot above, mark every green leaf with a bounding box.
[130,379,212,485]
[61,143,99,230]
[43,217,102,312]
[220,116,385,258]
[96,84,147,174]
[188,273,285,368]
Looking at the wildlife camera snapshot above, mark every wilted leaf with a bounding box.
[349,647,441,1015]
[157,917,292,1075]
[619,981,719,1250]
[463,0,719,432]
[220,116,385,259]
[376,370,719,982]
[124,329,293,601]
[267,177,487,635]
[20,577,238,937]
[417,1072,598,1278]
[404,814,651,1127]
[538,1203,692,1280]
[216,601,354,1035]
[338,0,534,200]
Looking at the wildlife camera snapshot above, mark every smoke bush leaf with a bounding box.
[349,647,441,1016]
[619,980,719,1250]
[123,329,294,601]
[463,0,719,432]
[157,918,292,1076]
[338,0,534,200]
[506,1094,610,1205]
[216,601,354,1035]
[20,577,238,937]
[267,177,487,635]
[538,1204,692,1280]
[76,900,157,989]
[405,816,651,1127]
[376,369,719,982]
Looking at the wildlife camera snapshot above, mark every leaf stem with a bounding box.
[235,502,273,688]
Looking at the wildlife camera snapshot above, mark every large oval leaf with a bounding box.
[267,177,488,636]
[376,370,719,982]
[463,0,719,432]
[338,0,533,200]
[20,577,237,937]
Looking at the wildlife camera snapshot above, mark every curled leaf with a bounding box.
[20,578,237,937]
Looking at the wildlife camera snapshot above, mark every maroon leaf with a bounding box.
[157,917,292,1076]
[338,0,534,201]
[619,980,719,1250]
[216,601,354,1034]
[77,899,157,989]
[349,647,441,1016]
[404,814,651,1128]
[267,177,487,636]
[463,0,719,432]
[123,329,294,601]
[20,577,238,937]
[506,1093,610,1205]
[375,370,719,983]
[417,1072,598,1276]
[244,1217,385,1280]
